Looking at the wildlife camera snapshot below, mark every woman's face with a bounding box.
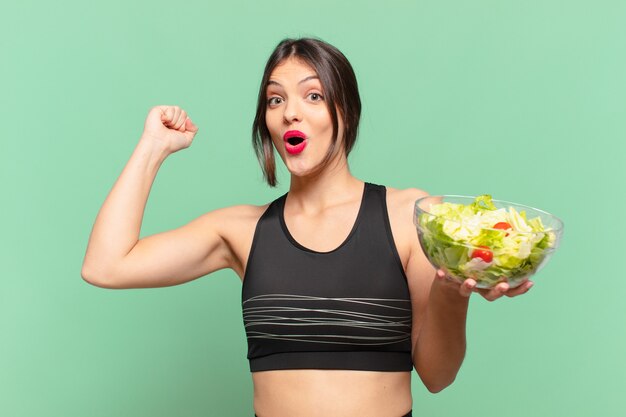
[265,57,344,177]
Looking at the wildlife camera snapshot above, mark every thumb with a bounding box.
[185,118,199,133]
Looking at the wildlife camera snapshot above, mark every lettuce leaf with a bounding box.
[416,194,556,286]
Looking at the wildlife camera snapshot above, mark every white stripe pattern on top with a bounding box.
[242,294,412,346]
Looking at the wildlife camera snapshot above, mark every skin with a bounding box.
[82,58,533,417]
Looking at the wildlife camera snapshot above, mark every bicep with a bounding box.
[105,209,233,289]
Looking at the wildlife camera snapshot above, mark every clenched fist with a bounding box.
[141,105,199,154]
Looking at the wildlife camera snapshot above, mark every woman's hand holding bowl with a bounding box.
[434,268,534,301]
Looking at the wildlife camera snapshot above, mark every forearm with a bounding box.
[413,279,469,392]
[82,137,169,280]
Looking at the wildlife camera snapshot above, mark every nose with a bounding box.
[283,98,302,124]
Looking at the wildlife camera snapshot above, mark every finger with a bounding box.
[504,280,534,297]
[482,290,501,302]
[156,105,169,117]
[435,270,454,289]
[483,283,508,302]
[438,269,461,288]
[185,118,198,132]
[434,269,462,293]
[171,106,182,126]
[459,279,475,297]
[164,106,180,127]
[497,282,510,293]
[180,110,189,129]
[161,106,175,125]
[173,109,187,130]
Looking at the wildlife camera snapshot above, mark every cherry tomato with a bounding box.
[471,245,493,263]
[493,221,512,236]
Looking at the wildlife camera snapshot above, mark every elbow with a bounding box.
[81,264,117,289]
[81,268,103,288]
[415,364,457,393]
[424,378,455,394]
[81,264,95,284]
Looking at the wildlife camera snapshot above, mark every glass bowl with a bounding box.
[413,195,564,289]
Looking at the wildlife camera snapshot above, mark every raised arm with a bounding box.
[81,106,232,289]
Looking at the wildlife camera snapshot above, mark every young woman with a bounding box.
[82,37,532,417]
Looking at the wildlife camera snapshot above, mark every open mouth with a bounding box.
[286,136,305,146]
[283,132,307,155]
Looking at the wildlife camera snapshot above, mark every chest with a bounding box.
[242,185,412,332]
[240,183,415,372]
[278,188,412,267]
[283,209,360,253]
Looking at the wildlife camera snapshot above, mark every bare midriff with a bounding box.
[251,369,413,417]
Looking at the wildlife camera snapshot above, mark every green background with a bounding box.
[2,0,624,416]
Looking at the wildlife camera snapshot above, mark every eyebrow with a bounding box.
[267,75,319,88]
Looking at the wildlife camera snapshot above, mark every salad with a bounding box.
[415,194,558,288]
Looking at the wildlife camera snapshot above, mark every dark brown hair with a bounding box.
[252,37,362,187]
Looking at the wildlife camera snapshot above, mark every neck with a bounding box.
[286,155,364,213]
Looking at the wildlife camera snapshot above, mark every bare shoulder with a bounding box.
[200,202,270,280]
[385,186,430,223]
[385,186,429,200]
[382,186,430,268]
[204,202,269,224]
[201,203,270,241]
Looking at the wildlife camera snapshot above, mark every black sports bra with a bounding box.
[241,182,413,372]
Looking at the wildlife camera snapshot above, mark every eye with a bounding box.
[308,92,324,102]
[267,96,282,106]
